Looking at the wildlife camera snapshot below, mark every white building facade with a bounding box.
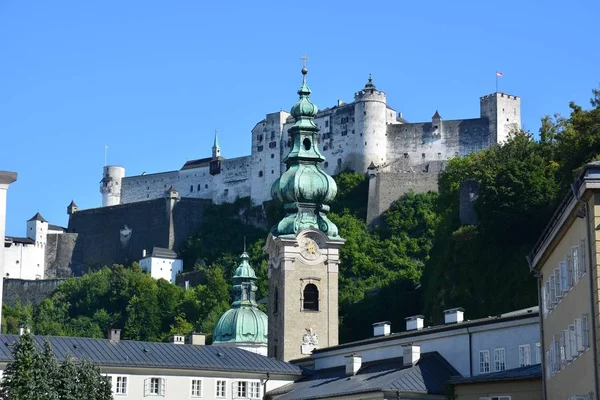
[139,247,183,283]
[309,307,540,379]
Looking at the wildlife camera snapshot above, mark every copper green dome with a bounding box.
[213,252,268,345]
[270,66,342,240]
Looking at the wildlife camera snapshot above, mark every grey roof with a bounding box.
[0,335,301,376]
[313,307,538,354]
[448,364,541,385]
[268,352,459,400]
[148,247,178,259]
[48,224,66,232]
[4,236,35,245]
[28,212,47,223]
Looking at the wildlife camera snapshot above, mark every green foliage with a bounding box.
[0,333,112,400]
[26,264,230,343]
[331,170,369,220]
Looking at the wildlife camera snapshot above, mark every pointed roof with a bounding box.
[28,212,47,223]
[364,73,376,90]
[368,161,377,170]
[67,200,78,208]
[213,130,220,149]
[432,110,442,119]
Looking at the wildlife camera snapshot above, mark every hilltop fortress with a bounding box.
[100,76,521,224]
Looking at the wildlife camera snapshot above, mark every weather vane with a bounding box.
[302,55,308,69]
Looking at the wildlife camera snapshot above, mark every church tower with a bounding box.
[265,65,345,361]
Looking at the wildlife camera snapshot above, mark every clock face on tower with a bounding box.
[300,237,321,260]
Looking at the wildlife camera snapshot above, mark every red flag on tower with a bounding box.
[496,71,503,77]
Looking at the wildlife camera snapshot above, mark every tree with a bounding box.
[0,333,113,400]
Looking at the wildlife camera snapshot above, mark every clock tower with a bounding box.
[265,65,344,361]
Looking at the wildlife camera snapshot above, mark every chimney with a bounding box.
[405,315,424,331]
[18,325,30,336]
[345,354,362,376]
[443,308,465,324]
[337,99,343,107]
[372,321,391,337]
[169,335,185,345]
[185,332,206,346]
[108,328,121,342]
[142,249,147,258]
[403,345,420,366]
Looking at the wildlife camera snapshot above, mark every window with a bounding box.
[257,145,264,152]
[554,268,561,299]
[271,153,275,159]
[559,332,566,368]
[340,116,349,124]
[578,240,586,277]
[341,130,348,136]
[216,380,226,398]
[325,120,329,128]
[573,246,580,283]
[191,379,202,397]
[303,284,319,311]
[560,261,569,293]
[116,376,127,395]
[549,274,556,305]
[249,382,261,399]
[519,344,531,367]
[236,381,247,398]
[269,141,277,149]
[535,343,541,364]
[190,185,193,193]
[150,378,160,395]
[258,171,263,177]
[479,350,490,373]
[494,348,506,371]
[582,314,589,349]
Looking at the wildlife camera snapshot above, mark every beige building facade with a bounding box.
[529,162,600,400]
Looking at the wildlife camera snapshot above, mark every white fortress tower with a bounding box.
[480,92,521,144]
[353,75,389,172]
[100,165,125,207]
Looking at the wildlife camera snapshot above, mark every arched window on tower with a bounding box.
[303,284,319,311]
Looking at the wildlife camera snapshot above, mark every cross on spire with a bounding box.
[301,55,308,68]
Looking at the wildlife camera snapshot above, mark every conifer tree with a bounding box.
[0,332,38,400]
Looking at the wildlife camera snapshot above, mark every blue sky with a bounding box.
[1,0,598,235]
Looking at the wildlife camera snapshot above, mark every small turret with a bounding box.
[432,110,442,137]
[67,200,78,215]
[212,130,221,159]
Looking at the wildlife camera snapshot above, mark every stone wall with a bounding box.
[3,278,65,307]
[366,168,442,225]
[45,232,78,278]
[459,180,480,226]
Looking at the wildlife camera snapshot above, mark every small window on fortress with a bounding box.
[324,162,329,168]
[197,184,201,191]
[404,153,409,158]
[341,130,348,136]
[205,184,208,189]
[259,171,263,177]
[325,120,329,128]
[422,153,426,158]
[269,141,277,149]
[271,154,274,159]
[363,111,366,116]
[257,145,264,152]
[190,185,193,192]
[271,170,274,174]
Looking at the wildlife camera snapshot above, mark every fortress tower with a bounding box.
[266,66,344,362]
[353,75,389,172]
[480,92,521,144]
[100,165,125,207]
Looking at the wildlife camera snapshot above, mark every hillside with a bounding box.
[3,88,599,343]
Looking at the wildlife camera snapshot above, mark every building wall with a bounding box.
[539,205,595,399]
[311,316,539,379]
[45,232,78,278]
[3,243,44,280]
[139,256,183,283]
[453,379,542,400]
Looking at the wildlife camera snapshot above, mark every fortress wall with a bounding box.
[171,198,211,251]
[67,199,170,272]
[45,233,78,278]
[121,171,179,204]
[178,166,214,200]
[366,171,440,225]
[3,278,66,307]
[213,156,252,204]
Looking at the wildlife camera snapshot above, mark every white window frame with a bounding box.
[518,344,531,367]
[582,314,590,349]
[535,342,541,364]
[116,376,128,395]
[568,324,577,360]
[579,240,586,277]
[494,348,506,372]
[249,381,261,399]
[235,381,248,398]
[215,380,227,398]
[572,246,580,284]
[191,379,202,398]
[549,275,557,305]
[575,317,584,352]
[560,260,569,293]
[479,350,490,373]
[559,333,566,368]
[146,377,164,396]
[554,268,562,299]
